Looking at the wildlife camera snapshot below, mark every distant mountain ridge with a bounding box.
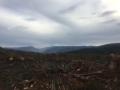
[42,46,89,53]
[5,43,120,54]
[9,46,40,53]
[69,43,120,54]
[7,46,89,53]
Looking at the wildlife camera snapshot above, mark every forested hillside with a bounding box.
[0,47,120,90]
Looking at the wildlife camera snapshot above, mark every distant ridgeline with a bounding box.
[68,43,120,54]
[1,43,120,54]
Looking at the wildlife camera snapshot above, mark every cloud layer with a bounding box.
[0,0,120,47]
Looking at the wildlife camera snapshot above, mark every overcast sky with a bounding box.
[0,0,120,47]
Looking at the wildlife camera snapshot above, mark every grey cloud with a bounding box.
[59,1,85,13]
[1,0,79,31]
[0,0,120,47]
[100,11,116,17]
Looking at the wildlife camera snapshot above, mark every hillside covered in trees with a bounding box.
[0,46,120,90]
